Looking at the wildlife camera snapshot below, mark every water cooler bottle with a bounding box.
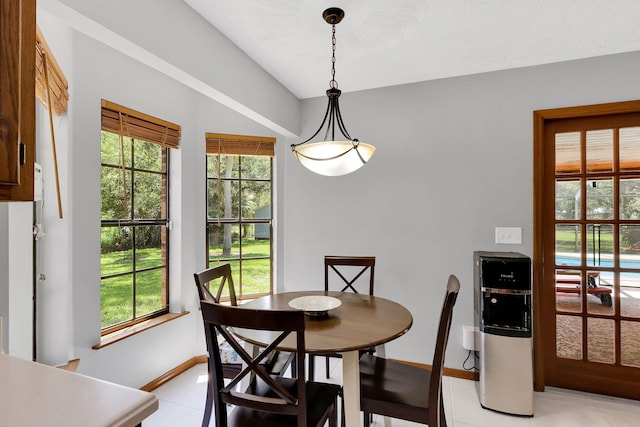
[474,251,533,416]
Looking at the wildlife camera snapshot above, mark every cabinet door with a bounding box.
[0,0,35,201]
[0,0,21,187]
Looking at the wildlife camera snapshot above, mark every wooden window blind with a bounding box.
[205,133,275,157]
[35,26,69,116]
[101,100,181,149]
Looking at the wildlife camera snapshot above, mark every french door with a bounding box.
[534,101,640,399]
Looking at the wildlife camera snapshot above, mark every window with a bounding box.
[205,133,275,301]
[100,100,180,333]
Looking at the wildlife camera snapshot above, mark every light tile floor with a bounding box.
[144,361,640,427]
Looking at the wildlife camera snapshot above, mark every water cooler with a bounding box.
[474,251,533,416]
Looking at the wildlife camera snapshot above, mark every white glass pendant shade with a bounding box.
[293,140,376,176]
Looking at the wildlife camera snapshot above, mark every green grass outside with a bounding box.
[208,239,271,297]
[556,229,611,253]
[556,228,640,254]
[100,248,165,328]
[101,241,271,328]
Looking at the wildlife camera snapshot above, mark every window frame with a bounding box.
[99,100,180,335]
[100,133,171,334]
[205,133,275,302]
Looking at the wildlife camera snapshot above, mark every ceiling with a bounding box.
[184,0,640,100]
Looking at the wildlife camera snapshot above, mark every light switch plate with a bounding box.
[495,227,522,244]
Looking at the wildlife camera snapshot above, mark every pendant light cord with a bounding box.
[330,23,338,89]
[292,20,347,147]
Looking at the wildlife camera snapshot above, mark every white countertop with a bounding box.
[0,354,158,426]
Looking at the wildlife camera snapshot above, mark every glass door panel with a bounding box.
[556,180,581,220]
[586,129,613,173]
[619,179,640,220]
[621,321,640,367]
[620,272,640,319]
[555,224,581,264]
[587,318,615,364]
[586,179,613,220]
[555,132,581,174]
[586,224,613,267]
[619,127,640,172]
[555,268,582,313]
[619,224,640,319]
[587,269,614,315]
[556,314,582,360]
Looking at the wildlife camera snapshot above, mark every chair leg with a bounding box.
[290,354,297,377]
[440,392,448,427]
[329,399,338,427]
[362,411,370,427]
[202,385,213,427]
[340,388,346,427]
[326,355,331,378]
[202,355,214,427]
[308,354,315,381]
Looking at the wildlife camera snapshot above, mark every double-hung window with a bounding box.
[99,100,180,333]
[205,133,275,301]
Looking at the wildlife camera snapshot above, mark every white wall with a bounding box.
[0,203,33,359]
[33,13,72,367]
[7,203,34,359]
[0,205,6,354]
[285,51,640,369]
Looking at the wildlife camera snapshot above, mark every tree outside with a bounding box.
[206,154,272,298]
[100,131,169,329]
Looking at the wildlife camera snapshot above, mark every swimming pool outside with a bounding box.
[556,252,640,283]
[556,253,640,269]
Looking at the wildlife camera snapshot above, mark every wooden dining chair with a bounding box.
[359,274,461,427]
[199,300,342,427]
[309,255,376,380]
[194,264,294,379]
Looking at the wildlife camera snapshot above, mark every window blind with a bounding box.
[101,99,181,149]
[205,133,275,157]
[35,26,69,116]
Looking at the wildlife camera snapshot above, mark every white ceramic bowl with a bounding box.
[288,295,342,316]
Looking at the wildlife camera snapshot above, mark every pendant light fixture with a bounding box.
[291,7,375,176]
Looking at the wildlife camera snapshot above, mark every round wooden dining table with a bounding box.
[235,290,413,427]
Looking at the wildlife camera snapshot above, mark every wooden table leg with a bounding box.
[341,350,360,427]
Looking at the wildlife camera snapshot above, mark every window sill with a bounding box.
[92,311,189,349]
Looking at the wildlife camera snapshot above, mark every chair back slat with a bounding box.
[215,324,291,399]
[324,255,376,295]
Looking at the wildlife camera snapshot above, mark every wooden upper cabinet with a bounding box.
[0,0,36,201]
[0,0,20,187]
